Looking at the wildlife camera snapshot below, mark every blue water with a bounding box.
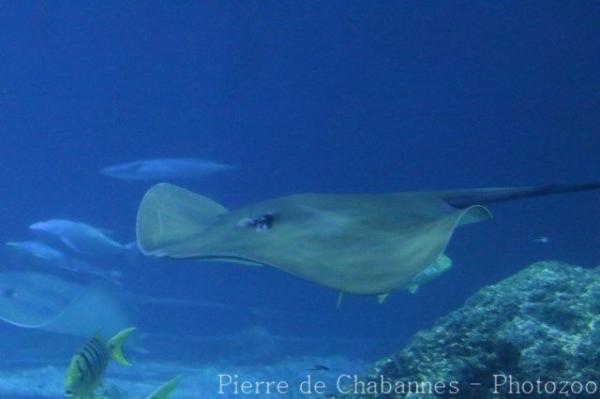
[0,2,598,398]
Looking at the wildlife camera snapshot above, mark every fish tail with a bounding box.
[107,327,136,366]
[438,182,600,208]
[145,375,183,399]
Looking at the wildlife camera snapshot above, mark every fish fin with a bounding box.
[109,270,123,279]
[336,292,344,309]
[407,284,419,294]
[377,293,389,304]
[209,259,264,267]
[107,327,136,366]
[436,253,453,269]
[136,183,228,256]
[60,237,78,252]
[106,270,124,287]
[145,375,183,399]
[124,241,139,251]
[98,228,114,236]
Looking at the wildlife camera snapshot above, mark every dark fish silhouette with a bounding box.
[307,365,330,371]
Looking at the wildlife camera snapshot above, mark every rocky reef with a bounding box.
[333,261,600,398]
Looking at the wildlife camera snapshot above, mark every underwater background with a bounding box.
[0,1,598,398]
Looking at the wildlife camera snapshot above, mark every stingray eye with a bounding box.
[237,213,275,232]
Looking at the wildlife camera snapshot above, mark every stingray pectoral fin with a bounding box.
[385,204,490,296]
[455,204,493,225]
[136,183,228,255]
[431,205,492,262]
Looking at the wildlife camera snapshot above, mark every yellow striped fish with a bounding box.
[64,327,136,399]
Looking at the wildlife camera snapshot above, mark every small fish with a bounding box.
[100,158,234,181]
[65,327,135,399]
[6,240,122,285]
[6,240,65,263]
[29,219,132,257]
[531,236,550,244]
[307,365,330,371]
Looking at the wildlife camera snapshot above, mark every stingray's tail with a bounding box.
[136,183,228,256]
[438,182,600,208]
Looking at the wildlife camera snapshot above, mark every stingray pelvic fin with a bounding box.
[377,293,390,304]
[336,292,345,309]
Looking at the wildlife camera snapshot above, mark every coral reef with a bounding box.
[333,261,600,398]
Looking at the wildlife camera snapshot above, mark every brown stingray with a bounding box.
[136,182,600,295]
